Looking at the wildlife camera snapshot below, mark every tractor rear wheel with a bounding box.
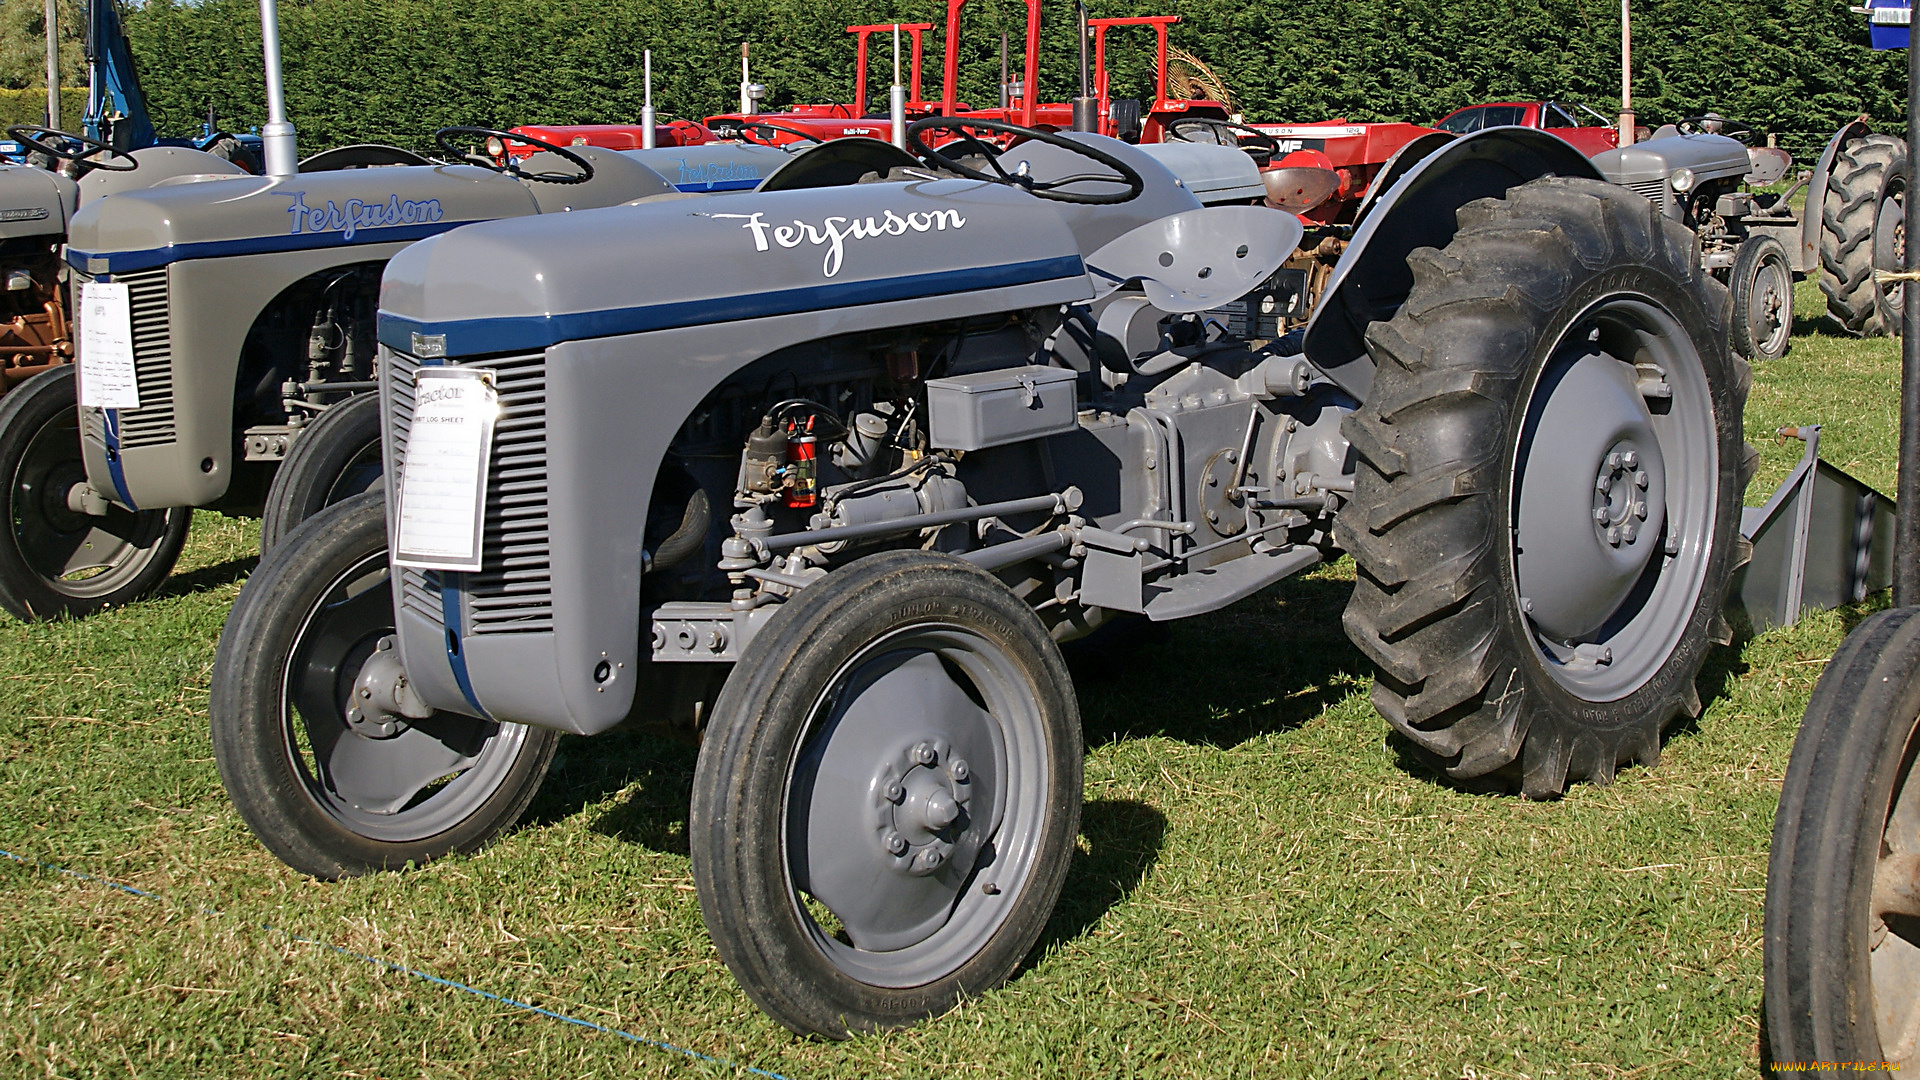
[690,550,1081,1037]
[1823,134,1905,336]
[1336,176,1751,797]
[1766,606,1920,1073]
[0,366,190,621]
[259,392,383,553]
[1877,156,1908,339]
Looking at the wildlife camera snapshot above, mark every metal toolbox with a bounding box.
[924,365,1078,451]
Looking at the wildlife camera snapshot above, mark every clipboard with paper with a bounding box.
[394,368,498,572]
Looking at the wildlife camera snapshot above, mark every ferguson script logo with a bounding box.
[280,191,445,241]
[709,209,967,277]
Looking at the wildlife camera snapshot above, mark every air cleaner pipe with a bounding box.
[1071,1,1097,132]
[641,49,656,150]
[258,0,298,177]
[890,25,907,149]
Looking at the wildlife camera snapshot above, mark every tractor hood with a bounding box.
[621,144,793,193]
[378,179,1093,360]
[1592,132,1753,187]
[65,164,542,275]
[0,165,77,241]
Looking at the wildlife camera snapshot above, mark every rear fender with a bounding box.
[1801,120,1875,273]
[1300,127,1600,401]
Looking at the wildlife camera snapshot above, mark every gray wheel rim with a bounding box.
[781,622,1048,988]
[280,551,531,841]
[1511,296,1720,701]
[1873,717,1920,1067]
[10,404,174,598]
[1879,177,1907,327]
[1746,247,1793,357]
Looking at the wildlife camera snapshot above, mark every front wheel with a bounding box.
[690,551,1083,1037]
[1337,176,1751,797]
[210,491,557,879]
[259,392,383,553]
[1766,607,1920,1072]
[0,366,189,621]
[1731,233,1794,361]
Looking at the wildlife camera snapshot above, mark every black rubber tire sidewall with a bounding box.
[259,392,383,554]
[1875,156,1908,341]
[0,365,190,621]
[689,550,1083,1038]
[1765,607,1920,1074]
[210,490,558,879]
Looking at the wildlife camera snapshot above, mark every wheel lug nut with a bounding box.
[1633,501,1648,520]
[1607,525,1621,545]
[1634,470,1649,488]
[1607,451,1621,469]
[949,758,969,781]
[1622,522,1638,542]
[912,742,936,766]
[1593,507,1609,523]
[884,781,903,802]
[917,848,945,871]
[1595,474,1610,492]
[884,832,908,856]
[1622,451,1638,469]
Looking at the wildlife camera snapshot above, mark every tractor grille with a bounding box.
[387,350,552,636]
[1627,178,1669,214]
[73,268,176,448]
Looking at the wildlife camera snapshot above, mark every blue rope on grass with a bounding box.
[0,846,794,1080]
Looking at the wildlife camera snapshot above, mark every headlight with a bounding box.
[1670,168,1696,193]
[484,136,506,158]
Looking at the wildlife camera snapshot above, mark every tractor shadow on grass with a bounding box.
[153,554,258,600]
[1025,798,1167,966]
[1070,571,1370,750]
[533,727,699,857]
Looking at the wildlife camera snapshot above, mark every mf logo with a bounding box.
[1270,138,1328,157]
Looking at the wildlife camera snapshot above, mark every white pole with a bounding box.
[890,24,907,149]
[43,0,58,130]
[259,0,299,176]
[641,49,657,149]
[1619,0,1635,146]
[739,43,753,115]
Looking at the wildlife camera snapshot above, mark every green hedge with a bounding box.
[119,0,1907,155]
[0,88,89,130]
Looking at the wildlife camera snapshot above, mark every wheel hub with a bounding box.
[1516,347,1669,642]
[871,738,973,876]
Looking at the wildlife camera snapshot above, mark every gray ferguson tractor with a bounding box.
[210,117,1752,1037]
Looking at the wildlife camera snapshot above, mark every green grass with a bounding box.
[0,283,1902,1078]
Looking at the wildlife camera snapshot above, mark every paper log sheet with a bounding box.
[77,281,139,409]
[394,368,498,572]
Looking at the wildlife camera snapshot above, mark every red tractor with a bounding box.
[1433,100,1627,158]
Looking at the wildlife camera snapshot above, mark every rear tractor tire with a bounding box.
[0,366,190,621]
[1336,176,1751,797]
[1876,156,1909,340]
[259,392,384,553]
[1823,133,1905,336]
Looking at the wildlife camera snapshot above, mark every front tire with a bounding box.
[1730,233,1794,361]
[1766,607,1920,1073]
[259,392,383,553]
[210,491,557,879]
[1336,176,1751,797]
[0,365,189,621]
[690,551,1082,1037]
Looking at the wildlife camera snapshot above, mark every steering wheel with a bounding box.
[1677,115,1755,142]
[433,127,594,185]
[906,116,1145,205]
[1163,117,1280,167]
[714,119,826,147]
[7,125,136,172]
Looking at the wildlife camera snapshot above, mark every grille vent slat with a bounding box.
[74,268,176,448]
[385,348,551,637]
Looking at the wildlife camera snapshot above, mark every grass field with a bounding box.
[0,278,1901,1079]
